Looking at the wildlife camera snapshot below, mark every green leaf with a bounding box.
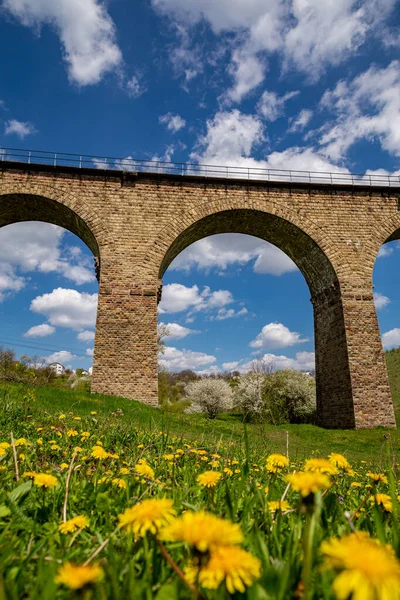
[0,505,10,518]
[155,580,179,600]
[8,480,32,503]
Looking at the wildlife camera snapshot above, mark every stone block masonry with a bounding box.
[0,161,399,428]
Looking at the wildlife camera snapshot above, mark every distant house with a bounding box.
[48,362,66,375]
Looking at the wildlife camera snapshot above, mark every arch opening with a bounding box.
[157,209,355,428]
[0,192,100,386]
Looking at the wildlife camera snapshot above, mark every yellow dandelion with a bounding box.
[163,454,175,461]
[351,482,362,488]
[120,467,129,475]
[367,472,388,484]
[50,444,60,451]
[329,453,352,471]
[0,442,10,450]
[134,460,154,480]
[304,458,338,476]
[266,454,289,473]
[224,467,233,476]
[59,515,89,534]
[14,438,27,447]
[286,471,330,496]
[91,445,110,459]
[321,532,400,600]
[90,411,97,415]
[60,463,69,470]
[268,500,291,512]
[55,562,103,590]
[22,471,36,479]
[118,498,175,536]
[188,545,261,594]
[112,478,127,489]
[59,414,66,419]
[67,430,78,438]
[197,471,222,488]
[160,511,243,552]
[33,473,58,488]
[373,493,392,512]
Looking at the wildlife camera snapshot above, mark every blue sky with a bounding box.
[0,0,399,373]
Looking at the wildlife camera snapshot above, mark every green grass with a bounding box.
[1,382,399,464]
[386,347,400,422]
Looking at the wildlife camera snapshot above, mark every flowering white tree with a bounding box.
[185,378,233,419]
[235,372,265,417]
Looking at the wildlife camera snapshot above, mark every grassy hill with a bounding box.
[0,381,399,464]
[385,347,400,421]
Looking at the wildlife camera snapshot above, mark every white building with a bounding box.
[48,362,66,375]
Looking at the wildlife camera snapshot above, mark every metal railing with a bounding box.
[1,147,399,187]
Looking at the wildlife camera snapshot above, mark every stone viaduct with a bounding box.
[0,159,399,429]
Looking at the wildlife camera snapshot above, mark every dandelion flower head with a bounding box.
[118,498,175,536]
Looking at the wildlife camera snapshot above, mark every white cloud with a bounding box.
[86,347,94,357]
[159,322,198,339]
[4,119,36,138]
[191,109,348,177]
[257,90,299,121]
[249,322,309,350]
[212,307,248,320]
[0,264,25,302]
[382,328,400,350]
[3,0,122,85]
[289,109,313,132]
[30,288,98,330]
[24,323,56,337]
[44,350,79,364]
[77,330,95,342]
[126,75,146,98]
[159,112,186,132]
[240,351,315,373]
[159,345,217,371]
[170,234,299,276]
[374,291,390,310]
[191,109,265,166]
[226,50,266,103]
[158,283,233,314]
[222,361,240,370]
[377,246,393,258]
[0,223,96,287]
[152,0,396,96]
[319,61,400,160]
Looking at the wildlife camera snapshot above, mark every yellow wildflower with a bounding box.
[33,473,58,488]
[134,460,154,480]
[163,454,175,461]
[60,463,69,470]
[112,478,127,489]
[197,471,222,488]
[351,482,362,488]
[59,414,66,419]
[321,532,400,600]
[304,458,338,476]
[14,438,27,446]
[22,471,36,479]
[161,511,243,552]
[286,471,330,496]
[120,467,129,475]
[266,454,289,473]
[373,493,392,512]
[55,562,103,590]
[67,430,78,438]
[91,446,110,459]
[118,498,175,536]
[329,453,351,471]
[59,515,89,534]
[367,472,388,484]
[0,442,10,449]
[224,467,233,476]
[187,546,261,593]
[90,411,97,415]
[268,500,291,512]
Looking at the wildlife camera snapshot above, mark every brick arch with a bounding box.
[0,181,108,256]
[143,199,340,296]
